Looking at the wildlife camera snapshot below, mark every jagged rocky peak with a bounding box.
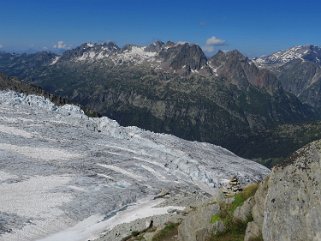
[209,50,253,88]
[121,43,139,52]
[81,41,120,51]
[100,41,120,51]
[254,44,321,68]
[60,41,120,61]
[225,49,249,60]
[209,50,280,91]
[51,40,210,70]
[159,42,208,71]
[301,44,321,62]
[209,49,249,67]
[145,41,165,52]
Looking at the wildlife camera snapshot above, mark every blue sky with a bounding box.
[1,0,321,56]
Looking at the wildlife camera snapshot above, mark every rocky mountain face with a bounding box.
[254,45,321,108]
[0,42,321,163]
[210,50,281,92]
[243,139,321,241]
[0,72,66,106]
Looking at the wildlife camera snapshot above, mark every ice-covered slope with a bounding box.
[0,91,269,241]
[254,45,321,68]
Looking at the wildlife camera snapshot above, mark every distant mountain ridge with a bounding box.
[1,41,321,164]
[254,45,321,68]
[0,72,66,106]
[253,45,321,108]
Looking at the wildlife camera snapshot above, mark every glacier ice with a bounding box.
[0,91,270,241]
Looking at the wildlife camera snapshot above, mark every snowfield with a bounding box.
[0,91,270,241]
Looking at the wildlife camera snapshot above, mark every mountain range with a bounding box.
[254,45,321,108]
[1,42,321,165]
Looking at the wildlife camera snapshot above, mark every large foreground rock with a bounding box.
[247,140,321,241]
[262,140,321,241]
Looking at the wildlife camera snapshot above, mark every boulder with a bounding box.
[194,221,225,241]
[177,203,222,241]
[244,221,261,241]
[262,140,321,241]
[233,197,255,222]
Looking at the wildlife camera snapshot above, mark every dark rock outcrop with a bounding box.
[159,43,208,71]
[210,50,280,92]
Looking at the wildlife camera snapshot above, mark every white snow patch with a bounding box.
[37,198,184,241]
[0,124,33,138]
[0,171,18,182]
[0,175,72,217]
[86,43,94,48]
[208,62,219,76]
[140,164,169,181]
[113,46,157,64]
[191,69,199,73]
[68,185,87,192]
[0,175,73,241]
[254,45,321,67]
[50,56,60,65]
[0,116,35,123]
[97,173,113,180]
[97,163,145,182]
[103,198,185,231]
[0,143,81,161]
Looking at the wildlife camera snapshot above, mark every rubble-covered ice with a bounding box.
[0,91,270,241]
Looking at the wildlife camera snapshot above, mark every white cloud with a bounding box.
[203,36,226,53]
[53,41,68,49]
[206,36,225,46]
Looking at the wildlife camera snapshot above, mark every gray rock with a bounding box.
[262,140,321,241]
[244,221,261,241]
[233,197,255,222]
[159,43,208,71]
[251,176,269,230]
[177,204,221,241]
[195,221,225,241]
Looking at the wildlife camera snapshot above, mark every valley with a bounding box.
[1,42,321,164]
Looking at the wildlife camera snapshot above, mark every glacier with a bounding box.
[0,91,269,241]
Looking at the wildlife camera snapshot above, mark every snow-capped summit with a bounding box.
[254,45,321,68]
[58,42,121,62]
[114,45,158,64]
[49,41,210,73]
